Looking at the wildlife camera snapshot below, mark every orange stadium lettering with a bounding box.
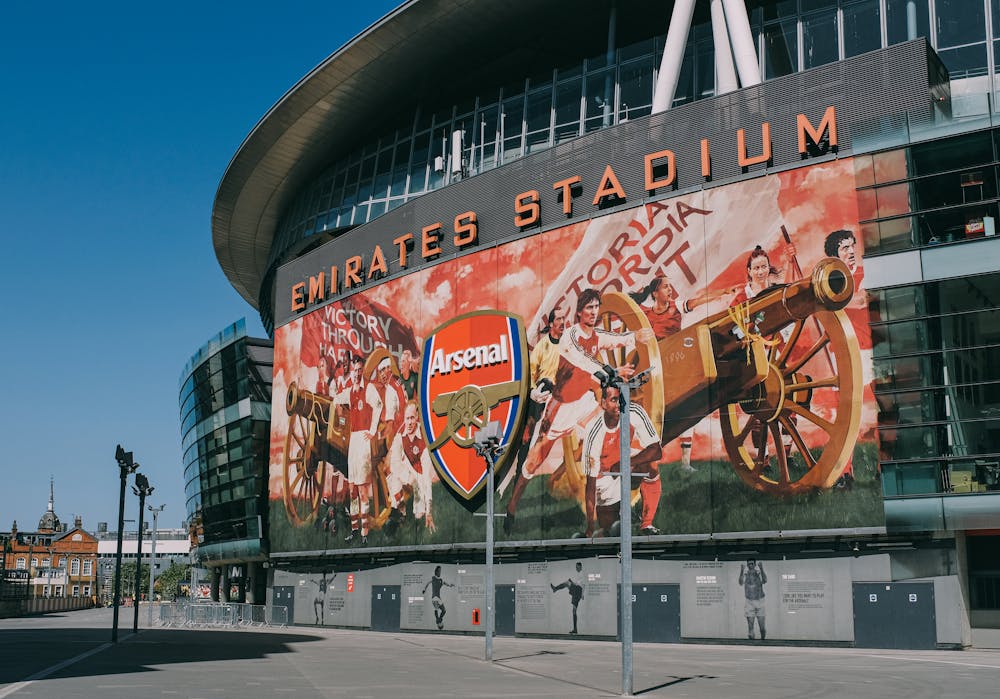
[428,336,511,377]
[288,107,836,315]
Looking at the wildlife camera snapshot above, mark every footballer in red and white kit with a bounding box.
[331,354,383,542]
[530,289,649,465]
[373,356,405,446]
[505,288,652,531]
[582,385,662,537]
[386,402,435,531]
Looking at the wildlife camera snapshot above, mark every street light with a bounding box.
[112,445,138,643]
[147,503,165,627]
[132,472,154,634]
[473,421,503,663]
[593,363,651,698]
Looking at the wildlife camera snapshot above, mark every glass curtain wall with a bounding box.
[179,320,273,549]
[871,271,1000,496]
[855,129,1000,254]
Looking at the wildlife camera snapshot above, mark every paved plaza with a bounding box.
[3,608,1000,698]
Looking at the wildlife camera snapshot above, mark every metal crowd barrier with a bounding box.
[155,601,287,630]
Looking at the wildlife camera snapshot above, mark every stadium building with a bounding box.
[211,0,1000,646]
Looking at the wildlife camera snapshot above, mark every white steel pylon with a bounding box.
[651,0,762,114]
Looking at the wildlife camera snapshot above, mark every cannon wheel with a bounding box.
[283,409,326,526]
[720,309,861,495]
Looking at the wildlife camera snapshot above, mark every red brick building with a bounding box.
[1,483,99,599]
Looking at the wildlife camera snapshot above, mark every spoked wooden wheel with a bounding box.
[721,309,861,495]
[283,410,326,526]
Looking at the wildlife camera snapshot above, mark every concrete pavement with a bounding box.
[3,608,1000,698]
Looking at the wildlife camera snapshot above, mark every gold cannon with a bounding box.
[594,256,861,495]
[281,350,401,526]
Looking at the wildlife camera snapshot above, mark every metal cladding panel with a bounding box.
[273,40,939,328]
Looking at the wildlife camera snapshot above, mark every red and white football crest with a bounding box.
[419,311,529,504]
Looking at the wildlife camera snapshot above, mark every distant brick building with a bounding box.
[1,482,99,599]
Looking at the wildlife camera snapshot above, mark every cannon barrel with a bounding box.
[703,256,854,353]
[286,381,332,426]
[654,257,855,445]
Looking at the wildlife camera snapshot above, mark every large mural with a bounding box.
[268,157,881,554]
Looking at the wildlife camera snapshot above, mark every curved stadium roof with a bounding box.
[211,0,658,309]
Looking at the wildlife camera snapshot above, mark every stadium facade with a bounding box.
[211,0,1000,646]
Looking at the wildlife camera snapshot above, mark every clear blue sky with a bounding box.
[0,1,401,533]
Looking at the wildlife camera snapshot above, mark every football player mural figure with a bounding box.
[505,289,652,532]
[500,304,566,522]
[422,565,455,630]
[331,354,382,544]
[386,401,435,532]
[550,561,586,635]
[311,571,336,625]
[582,384,662,537]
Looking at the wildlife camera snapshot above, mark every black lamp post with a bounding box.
[112,445,138,643]
[132,472,153,633]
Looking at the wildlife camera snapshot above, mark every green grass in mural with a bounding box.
[269,442,884,553]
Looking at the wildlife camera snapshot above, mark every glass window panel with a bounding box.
[921,202,999,244]
[889,423,950,459]
[844,1,882,58]
[620,37,654,63]
[763,20,798,79]
[860,221,883,253]
[911,131,994,175]
[694,39,715,99]
[525,89,552,134]
[672,46,695,107]
[761,0,798,22]
[856,188,878,221]
[501,95,524,144]
[911,169,998,210]
[554,78,582,143]
[935,273,1000,315]
[887,0,931,44]
[619,57,654,121]
[557,61,582,81]
[875,182,912,218]
[525,129,551,154]
[936,0,986,48]
[873,148,910,183]
[881,462,944,495]
[502,134,523,163]
[803,10,839,69]
[408,131,430,195]
[585,69,615,131]
[373,149,392,199]
[874,353,942,389]
[938,44,989,78]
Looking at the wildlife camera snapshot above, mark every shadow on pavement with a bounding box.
[0,627,322,684]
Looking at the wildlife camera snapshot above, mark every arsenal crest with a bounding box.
[419,311,529,509]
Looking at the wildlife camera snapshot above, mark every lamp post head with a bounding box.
[473,420,503,460]
[132,472,154,498]
[115,445,138,475]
